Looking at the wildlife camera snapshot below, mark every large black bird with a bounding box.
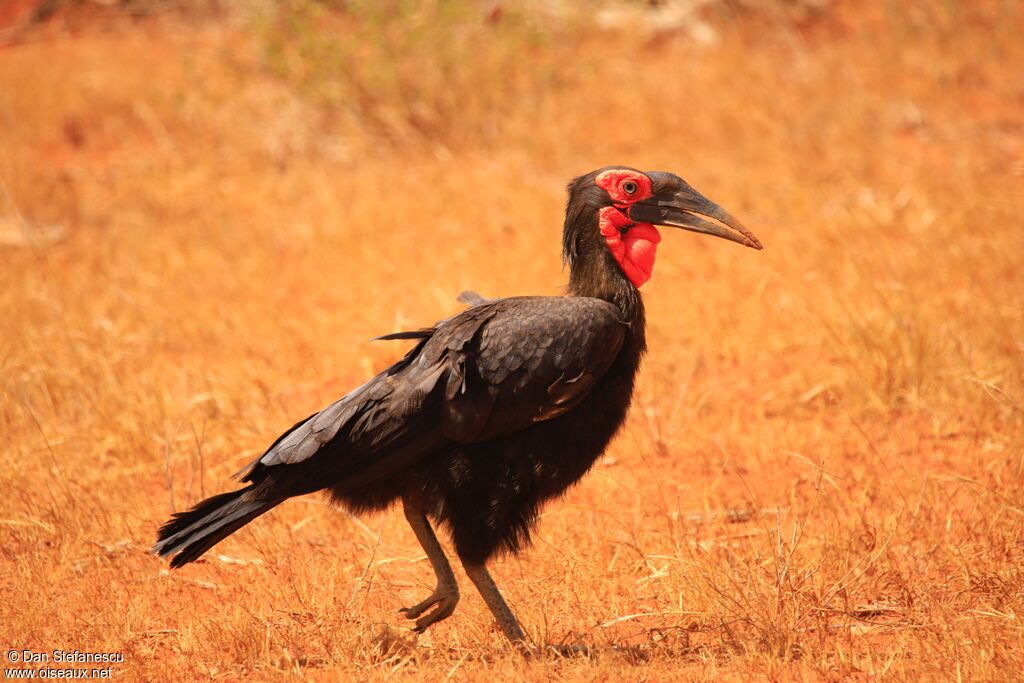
[153,167,762,645]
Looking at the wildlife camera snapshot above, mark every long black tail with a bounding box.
[153,487,281,568]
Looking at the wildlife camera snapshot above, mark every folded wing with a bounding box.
[238,296,627,497]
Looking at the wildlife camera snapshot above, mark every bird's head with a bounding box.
[563,167,762,290]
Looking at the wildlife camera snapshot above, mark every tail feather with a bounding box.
[153,487,280,568]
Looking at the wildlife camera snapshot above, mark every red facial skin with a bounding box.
[595,169,653,206]
[594,170,661,288]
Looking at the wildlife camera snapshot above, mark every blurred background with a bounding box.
[1,1,1022,680]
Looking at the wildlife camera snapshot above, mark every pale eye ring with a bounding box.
[622,180,638,195]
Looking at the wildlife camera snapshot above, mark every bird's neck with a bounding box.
[568,267,642,317]
[567,251,647,357]
[563,209,647,343]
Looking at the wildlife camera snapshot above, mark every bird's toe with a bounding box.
[403,590,459,632]
[399,591,443,620]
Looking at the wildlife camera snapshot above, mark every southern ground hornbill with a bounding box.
[154,167,762,646]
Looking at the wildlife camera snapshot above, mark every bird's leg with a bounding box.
[460,560,528,646]
[399,496,460,632]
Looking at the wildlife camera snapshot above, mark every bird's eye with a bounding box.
[622,180,638,195]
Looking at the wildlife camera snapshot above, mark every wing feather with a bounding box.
[239,296,626,494]
[440,296,626,443]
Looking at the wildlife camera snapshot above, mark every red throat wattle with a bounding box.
[598,207,661,288]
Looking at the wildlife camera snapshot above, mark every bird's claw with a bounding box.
[399,587,460,632]
[398,590,442,619]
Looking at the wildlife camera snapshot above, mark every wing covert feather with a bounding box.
[439,297,626,443]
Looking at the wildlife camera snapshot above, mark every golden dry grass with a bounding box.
[1,1,1023,680]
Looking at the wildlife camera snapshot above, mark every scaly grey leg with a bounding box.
[399,497,460,632]
[461,560,528,646]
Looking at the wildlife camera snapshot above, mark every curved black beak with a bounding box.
[628,182,763,250]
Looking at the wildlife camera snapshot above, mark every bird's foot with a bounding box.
[399,585,460,632]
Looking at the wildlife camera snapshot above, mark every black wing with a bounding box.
[238,296,627,495]
[434,296,627,442]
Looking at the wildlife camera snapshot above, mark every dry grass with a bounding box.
[2,1,1023,680]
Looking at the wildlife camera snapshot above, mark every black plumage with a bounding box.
[154,166,761,645]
